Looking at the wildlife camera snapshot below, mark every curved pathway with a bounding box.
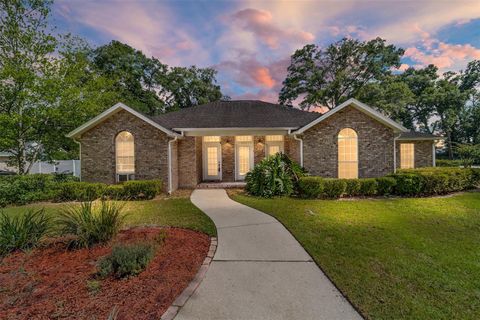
[175,189,362,320]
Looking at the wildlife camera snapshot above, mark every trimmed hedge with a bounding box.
[0,175,162,206]
[298,167,480,199]
[0,174,78,207]
[435,159,463,167]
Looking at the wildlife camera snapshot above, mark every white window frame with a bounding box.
[235,136,254,181]
[115,131,135,182]
[265,135,284,157]
[400,143,415,169]
[338,128,359,179]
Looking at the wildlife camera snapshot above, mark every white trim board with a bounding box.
[293,98,409,134]
[67,102,180,139]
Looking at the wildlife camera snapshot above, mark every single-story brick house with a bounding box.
[67,98,441,193]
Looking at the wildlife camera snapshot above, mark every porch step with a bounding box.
[197,182,246,189]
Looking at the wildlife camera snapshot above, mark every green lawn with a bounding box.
[1,193,216,237]
[230,191,480,319]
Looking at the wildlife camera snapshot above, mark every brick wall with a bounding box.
[220,137,235,182]
[78,110,170,187]
[302,105,395,178]
[254,136,265,165]
[285,136,301,164]
[396,140,434,169]
[177,136,201,188]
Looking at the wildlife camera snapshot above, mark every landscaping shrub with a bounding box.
[97,242,156,278]
[121,180,162,200]
[376,177,397,196]
[322,179,346,199]
[359,178,378,196]
[57,201,125,249]
[0,208,51,256]
[298,177,324,198]
[246,153,305,198]
[390,172,424,196]
[435,159,463,167]
[0,174,78,207]
[391,167,480,196]
[104,185,125,200]
[343,179,361,196]
[55,182,107,202]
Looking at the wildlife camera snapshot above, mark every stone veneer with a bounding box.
[302,105,395,178]
[78,110,170,187]
[396,140,434,169]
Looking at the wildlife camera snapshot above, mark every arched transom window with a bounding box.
[338,128,358,179]
[116,131,135,180]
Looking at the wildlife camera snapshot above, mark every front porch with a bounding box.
[197,181,247,189]
[173,134,301,189]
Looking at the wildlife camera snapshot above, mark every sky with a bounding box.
[52,0,480,103]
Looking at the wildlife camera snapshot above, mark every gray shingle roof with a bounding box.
[398,132,442,140]
[151,100,321,129]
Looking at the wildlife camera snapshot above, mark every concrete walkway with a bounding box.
[175,189,362,320]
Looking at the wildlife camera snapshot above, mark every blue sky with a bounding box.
[52,0,480,103]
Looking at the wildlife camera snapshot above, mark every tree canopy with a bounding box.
[91,40,222,116]
[280,38,480,159]
[0,0,223,173]
[279,38,404,110]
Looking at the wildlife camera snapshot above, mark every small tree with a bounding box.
[455,144,480,168]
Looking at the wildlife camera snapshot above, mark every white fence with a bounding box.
[29,160,80,177]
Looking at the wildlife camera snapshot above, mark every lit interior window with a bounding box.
[265,135,284,141]
[400,143,415,169]
[236,136,253,142]
[207,147,219,175]
[203,136,220,142]
[338,128,358,179]
[238,146,251,175]
[116,131,135,174]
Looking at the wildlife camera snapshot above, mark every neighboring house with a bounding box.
[67,98,441,193]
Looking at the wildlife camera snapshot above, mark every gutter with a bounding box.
[393,133,402,173]
[289,129,304,167]
[167,131,184,194]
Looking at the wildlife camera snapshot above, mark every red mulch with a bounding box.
[0,227,210,320]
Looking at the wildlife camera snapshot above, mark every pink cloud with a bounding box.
[54,1,209,66]
[231,8,314,48]
[253,67,276,88]
[217,54,289,91]
[398,63,410,71]
[403,24,480,70]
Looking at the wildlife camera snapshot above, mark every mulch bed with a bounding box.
[0,227,210,320]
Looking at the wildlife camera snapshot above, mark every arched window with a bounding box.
[338,128,358,179]
[116,131,135,181]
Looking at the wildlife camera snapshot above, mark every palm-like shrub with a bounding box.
[57,201,125,249]
[245,153,305,197]
[0,208,51,256]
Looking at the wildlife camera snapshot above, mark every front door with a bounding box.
[235,137,254,180]
[203,143,222,181]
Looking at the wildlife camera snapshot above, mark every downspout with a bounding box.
[393,133,402,173]
[168,132,183,194]
[72,138,82,181]
[432,141,436,167]
[289,129,304,167]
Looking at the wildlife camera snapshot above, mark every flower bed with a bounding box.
[0,227,210,320]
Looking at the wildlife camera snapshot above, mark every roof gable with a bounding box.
[293,98,408,134]
[66,102,180,139]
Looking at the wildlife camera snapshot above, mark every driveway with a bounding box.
[175,189,362,320]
